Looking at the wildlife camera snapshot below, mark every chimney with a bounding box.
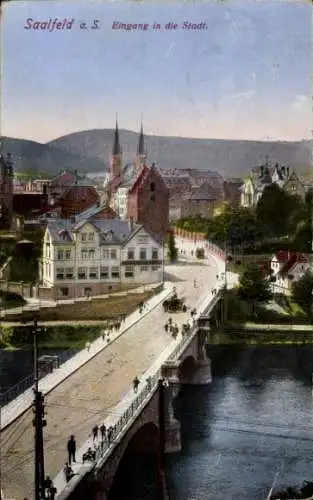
[128,217,134,232]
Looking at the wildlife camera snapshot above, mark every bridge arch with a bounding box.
[178,355,198,383]
[106,422,160,499]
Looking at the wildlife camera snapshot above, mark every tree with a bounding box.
[291,271,313,321]
[167,231,178,263]
[238,264,272,312]
[256,184,301,236]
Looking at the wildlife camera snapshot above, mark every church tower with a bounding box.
[111,117,122,179]
[135,119,147,170]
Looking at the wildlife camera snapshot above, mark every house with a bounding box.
[57,178,100,218]
[40,218,164,299]
[223,178,242,208]
[240,161,305,208]
[0,153,14,229]
[181,182,223,218]
[270,251,310,294]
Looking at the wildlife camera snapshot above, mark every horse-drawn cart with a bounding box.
[162,295,187,313]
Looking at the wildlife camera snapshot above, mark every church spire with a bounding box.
[112,116,121,156]
[111,114,122,180]
[137,119,145,156]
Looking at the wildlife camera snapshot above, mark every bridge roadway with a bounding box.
[1,262,219,500]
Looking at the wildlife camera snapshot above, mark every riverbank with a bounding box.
[209,289,312,344]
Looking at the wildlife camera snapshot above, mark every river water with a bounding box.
[0,347,79,393]
[108,345,313,500]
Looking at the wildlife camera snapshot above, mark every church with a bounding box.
[107,119,170,243]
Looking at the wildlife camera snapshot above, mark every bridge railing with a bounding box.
[93,370,161,463]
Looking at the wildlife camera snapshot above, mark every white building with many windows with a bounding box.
[40,218,164,299]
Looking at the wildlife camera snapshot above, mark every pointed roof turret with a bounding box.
[112,116,121,156]
[137,120,145,156]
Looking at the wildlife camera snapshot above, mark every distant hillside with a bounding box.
[48,129,313,178]
[0,136,107,175]
[1,131,312,178]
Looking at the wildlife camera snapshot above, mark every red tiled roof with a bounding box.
[278,253,308,277]
[274,251,292,263]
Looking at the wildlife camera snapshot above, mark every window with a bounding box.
[65,250,71,260]
[152,265,161,271]
[110,249,117,259]
[139,248,147,260]
[84,287,92,296]
[81,248,88,260]
[150,182,155,192]
[78,267,87,279]
[102,248,109,259]
[152,248,158,260]
[140,265,149,272]
[88,249,95,259]
[88,232,95,241]
[46,243,50,258]
[111,267,120,278]
[57,250,64,260]
[150,194,156,202]
[65,268,74,279]
[125,265,134,278]
[127,248,135,260]
[89,267,98,279]
[48,264,51,277]
[138,235,149,243]
[81,233,87,242]
[56,267,65,280]
[60,287,69,297]
[100,266,109,279]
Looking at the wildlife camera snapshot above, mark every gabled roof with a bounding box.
[278,253,308,277]
[47,218,142,246]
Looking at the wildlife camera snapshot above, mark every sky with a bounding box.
[1,0,312,143]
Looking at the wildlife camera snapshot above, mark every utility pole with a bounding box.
[32,317,46,500]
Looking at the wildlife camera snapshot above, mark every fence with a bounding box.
[0,349,77,406]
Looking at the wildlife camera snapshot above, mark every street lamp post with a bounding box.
[32,317,47,500]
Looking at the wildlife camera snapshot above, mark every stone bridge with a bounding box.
[56,291,225,500]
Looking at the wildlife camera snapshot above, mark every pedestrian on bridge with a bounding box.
[133,376,140,393]
[92,424,99,442]
[64,462,74,483]
[85,341,91,352]
[100,423,107,441]
[67,435,76,465]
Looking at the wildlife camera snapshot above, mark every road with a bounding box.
[0,262,218,500]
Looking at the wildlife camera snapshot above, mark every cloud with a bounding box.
[291,94,308,111]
